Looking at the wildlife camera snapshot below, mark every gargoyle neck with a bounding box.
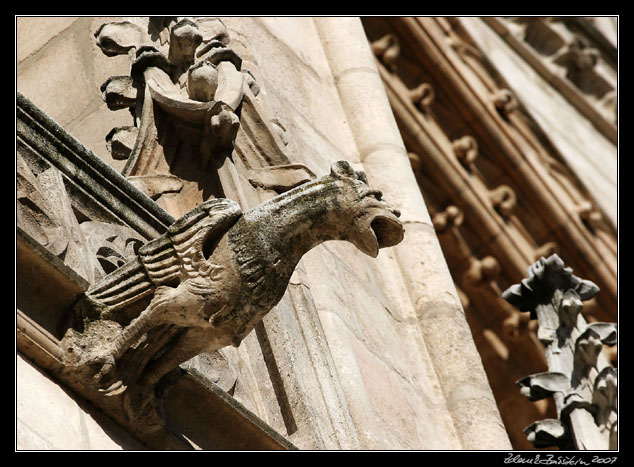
[237,178,348,268]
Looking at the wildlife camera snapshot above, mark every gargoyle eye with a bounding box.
[366,189,383,201]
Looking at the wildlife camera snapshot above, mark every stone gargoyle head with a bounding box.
[320,160,404,257]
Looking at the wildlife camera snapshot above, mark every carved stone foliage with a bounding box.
[61,161,404,441]
[95,17,316,217]
[503,254,617,450]
[94,18,250,205]
[17,110,148,286]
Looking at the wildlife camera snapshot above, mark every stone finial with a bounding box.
[503,254,599,318]
[95,17,254,168]
[502,254,617,450]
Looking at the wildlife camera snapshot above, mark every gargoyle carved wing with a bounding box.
[87,198,243,313]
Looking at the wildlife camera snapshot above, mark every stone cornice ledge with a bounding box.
[17,91,175,240]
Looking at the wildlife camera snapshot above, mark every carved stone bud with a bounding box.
[208,107,240,150]
[523,419,571,449]
[452,135,478,167]
[558,289,584,329]
[517,372,569,401]
[577,201,606,231]
[195,17,230,46]
[168,19,203,68]
[573,323,617,380]
[105,126,139,160]
[409,83,434,111]
[371,34,400,71]
[463,256,500,287]
[573,327,605,376]
[520,18,567,56]
[563,42,600,71]
[187,60,219,102]
[492,88,518,116]
[202,42,243,71]
[148,17,177,45]
[489,185,516,218]
[502,311,536,340]
[130,46,173,81]
[432,205,463,233]
[601,90,617,120]
[592,367,617,428]
[100,75,136,110]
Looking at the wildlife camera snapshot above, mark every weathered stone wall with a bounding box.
[17,17,132,172]
[16,16,511,450]
[17,354,145,450]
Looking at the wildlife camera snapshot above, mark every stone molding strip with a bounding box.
[17,92,175,240]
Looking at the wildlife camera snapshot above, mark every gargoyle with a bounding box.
[63,161,404,411]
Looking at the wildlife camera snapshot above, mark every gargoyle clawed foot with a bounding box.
[86,353,128,396]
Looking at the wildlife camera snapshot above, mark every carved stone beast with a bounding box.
[63,161,404,418]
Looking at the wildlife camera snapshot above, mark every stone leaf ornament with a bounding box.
[62,161,403,436]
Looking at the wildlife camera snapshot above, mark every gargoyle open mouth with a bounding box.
[371,213,404,249]
[354,210,404,258]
